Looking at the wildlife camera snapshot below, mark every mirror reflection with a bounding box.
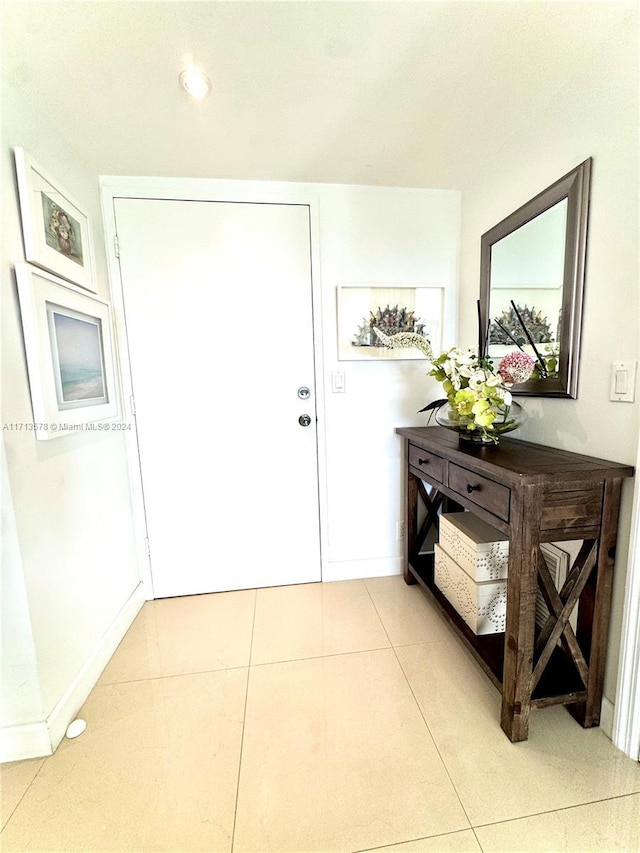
[488,199,567,379]
[479,159,591,398]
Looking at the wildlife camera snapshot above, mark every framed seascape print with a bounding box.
[337,284,444,361]
[15,264,118,439]
[14,147,96,292]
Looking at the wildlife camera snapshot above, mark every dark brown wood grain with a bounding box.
[500,483,542,741]
[569,478,624,727]
[405,442,418,585]
[533,546,594,690]
[409,444,445,482]
[448,462,511,521]
[397,427,633,485]
[396,425,634,742]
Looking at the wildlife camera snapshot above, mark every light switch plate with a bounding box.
[331,370,345,393]
[610,361,637,402]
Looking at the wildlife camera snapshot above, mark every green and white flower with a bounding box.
[371,331,534,443]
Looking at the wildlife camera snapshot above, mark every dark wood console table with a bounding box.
[396,425,634,742]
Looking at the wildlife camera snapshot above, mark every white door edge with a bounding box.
[100,178,329,599]
[613,462,640,761]
[101,197,154,598]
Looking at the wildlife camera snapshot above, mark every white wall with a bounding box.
[1,82,142,760]
[101,176,460,586]
[1,442,43,730]
[458,20,639,721]
[316,185,460,579]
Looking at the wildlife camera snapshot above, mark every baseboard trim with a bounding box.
[600,695,615,740]
[0,583,145,763]
[0,723,52,763]
[324,557,403,582]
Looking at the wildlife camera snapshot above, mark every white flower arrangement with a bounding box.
[373,328,535,443]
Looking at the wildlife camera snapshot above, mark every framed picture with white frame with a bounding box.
[337,284,444,361]
[14,147,96,292]
[15,263,119,439]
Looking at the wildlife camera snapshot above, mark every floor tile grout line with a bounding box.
[473,827,486,852]
[349,825,483,853]
[470,789,640,832]
[247,588,258,669]
[361,578,461,654]
[5,581,638,850]
[250,643,394,668]
[97,641,442,689]
[1,759,47,834]
[361,578,396,650]
[363,578,484,842]
[364,578,478,833]
[365,584,640,836]
[391,639,476,831]
[230,588,258,853]
[361,580,640,843]
[97,662,252,687]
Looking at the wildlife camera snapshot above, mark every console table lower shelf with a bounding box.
[408,554,589,710]
[397,426,634,742]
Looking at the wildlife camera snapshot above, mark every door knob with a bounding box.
[297,387,311,400]
[298,414,312,427]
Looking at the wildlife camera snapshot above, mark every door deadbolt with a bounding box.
[298,414,312,427]
[297,387,311,400]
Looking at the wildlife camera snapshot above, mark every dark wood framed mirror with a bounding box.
[479,158,592,398]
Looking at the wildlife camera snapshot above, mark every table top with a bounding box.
[396,426,635,487]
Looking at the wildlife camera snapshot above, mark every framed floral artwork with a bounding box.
[337,284,444,361]
[15,263,118,439]
[14,147,96,292]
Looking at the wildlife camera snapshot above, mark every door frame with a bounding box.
[100,177,328,599]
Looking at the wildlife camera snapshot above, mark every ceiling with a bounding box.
[2,1,636,189]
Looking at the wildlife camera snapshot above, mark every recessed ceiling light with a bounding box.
[179,68,211,100]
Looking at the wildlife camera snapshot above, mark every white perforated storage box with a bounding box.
[439,512,509,581]
[434,543,507,635]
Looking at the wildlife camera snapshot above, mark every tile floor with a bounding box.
[2,576,640,852]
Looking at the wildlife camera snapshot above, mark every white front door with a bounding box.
[114,198,321,597]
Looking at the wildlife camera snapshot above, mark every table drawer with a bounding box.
[449,463,511,522]
[409,444,444,483]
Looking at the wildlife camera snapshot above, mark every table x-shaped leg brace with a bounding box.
[532,539,598,695]
[408,480,444,568]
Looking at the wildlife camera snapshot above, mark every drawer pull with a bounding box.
[467,483,480,493]
[418,458,430,465]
